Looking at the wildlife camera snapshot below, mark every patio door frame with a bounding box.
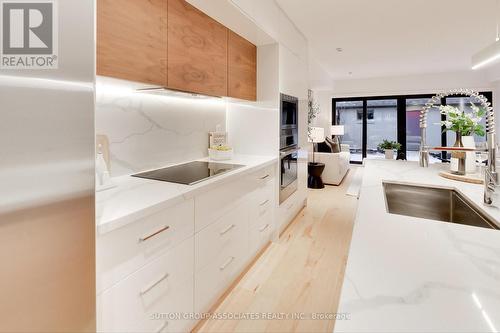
[332,92,493,165]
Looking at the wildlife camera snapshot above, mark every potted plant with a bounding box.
[307,89,320,141]
[378,140,401,160]
[438,103,485,174]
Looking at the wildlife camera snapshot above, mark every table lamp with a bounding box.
[308,127,325,164]
[331,125,345,146]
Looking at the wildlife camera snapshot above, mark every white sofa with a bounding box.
[309,144,350,185]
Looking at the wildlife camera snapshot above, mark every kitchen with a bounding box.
[95,0,308,332]
[1,0,500,332]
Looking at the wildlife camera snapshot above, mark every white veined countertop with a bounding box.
[95,154,278,234]
[335,159,500,333]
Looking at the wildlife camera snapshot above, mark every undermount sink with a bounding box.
[383,182,498,230]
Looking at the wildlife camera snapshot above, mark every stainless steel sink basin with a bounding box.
[383,182,498,230]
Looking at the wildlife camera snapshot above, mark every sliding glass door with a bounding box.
[333,92,492,164]
[406,98,442,163]
[335,100,363,162]
[366,99,398,159]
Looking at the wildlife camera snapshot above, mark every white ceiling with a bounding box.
[276,0,499,80]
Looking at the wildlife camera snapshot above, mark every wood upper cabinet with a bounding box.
[228,31,257,101]
[97,0,167,86]
[167,0,228,97]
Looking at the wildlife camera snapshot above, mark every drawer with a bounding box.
[194,236,247,314]
[98,237,194,333]
[194,164,275,232]
[251,165,275,182]
[249,206,273,256]
[195,202,249,272]
[278,193,302,233]
[195,178,253,232]
[97,199,194,293]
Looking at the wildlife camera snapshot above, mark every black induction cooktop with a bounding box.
[132,161,244,185]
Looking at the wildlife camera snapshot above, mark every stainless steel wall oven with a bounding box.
[279,93,299,204]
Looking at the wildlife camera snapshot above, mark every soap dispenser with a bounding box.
[96,144,113,191]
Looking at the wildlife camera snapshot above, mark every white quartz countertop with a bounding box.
[96,155,277,234]
[335,159,500,333]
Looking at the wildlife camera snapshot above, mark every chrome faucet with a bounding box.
[484,134,498,205]
[419,89,497,205]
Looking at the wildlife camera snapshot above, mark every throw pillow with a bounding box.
[326,136,341,153]
[316,141,332,153]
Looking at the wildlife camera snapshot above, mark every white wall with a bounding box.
[311,90,334,137]
[332,70,492,98]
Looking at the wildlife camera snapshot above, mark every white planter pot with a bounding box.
[462,136,476,174]
[208,148,233,161]
[384,149,394,159]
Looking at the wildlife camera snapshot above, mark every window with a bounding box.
[366,99,397,159]
[336,100,363,163]
[333,92,493,164]
[357,109,374,121]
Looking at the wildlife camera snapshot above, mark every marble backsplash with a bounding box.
[96,87,226,177]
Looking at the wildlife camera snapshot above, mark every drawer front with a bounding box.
[279,193,301,233]
[249,204,273,256]
[97,199,194,293]
[195,178,253,232]
[254,165,275,190]
[194,164,275,233]
[98,237,194,333]
[195,202,249,272]
[256,181,274,211]
[194,237,247,314]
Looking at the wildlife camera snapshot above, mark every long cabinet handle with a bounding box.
[155,321,168,333]
[219,224,235,235]
[259,174,270,180]
[219,256,235,271]
[139,225,170,242]
[259,224,270,232]
[260,199,269,206]
[139,273,169,296]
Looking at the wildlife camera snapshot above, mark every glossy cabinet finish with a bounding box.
[98,237,194,333]
[167,0,228,97]
[96,199,194,293]
[97,0,167,85]
[228,31,257,101]
[97,164,277,332]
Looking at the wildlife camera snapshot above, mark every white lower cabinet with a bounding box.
[194,166,275,314]
[194,202,249,313]
[98,237,194,333]
[248,179,275,256]
[97,199,194,293]
[98,163,277,333]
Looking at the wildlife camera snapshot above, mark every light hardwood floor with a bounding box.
[195,167,359,333]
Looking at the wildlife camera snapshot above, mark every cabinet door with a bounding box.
[97,0,167,85]
[228,31,257,101]
[167,0,228,96]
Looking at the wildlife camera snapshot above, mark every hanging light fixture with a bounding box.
[471,0,500,70]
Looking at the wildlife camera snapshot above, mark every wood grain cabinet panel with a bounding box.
[167,0,228,96]
[97,0,167,86]
[228,31,257,101]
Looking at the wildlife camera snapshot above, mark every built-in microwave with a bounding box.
[280,93,298,150]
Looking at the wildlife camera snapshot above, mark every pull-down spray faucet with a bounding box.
[418,89,497,205]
